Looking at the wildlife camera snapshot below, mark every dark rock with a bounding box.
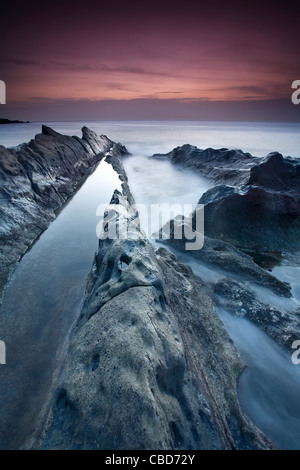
[39,154,273,451]
[156,220,292,298]
[0,126,130,303]
[248,152,300,195]
[152,145,300,253]
[0,118,29,125]
[151,144,260,186]
[214,278,300,350]
[156,217,300,350]
[198,151,300,252]
[199,184,300,252]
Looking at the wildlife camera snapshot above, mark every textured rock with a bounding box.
[156,215,300,350]
[151,144,260,186]
[214,278,300,350]
[39,154,273,451]
[0,126,129,303]
[198,152,300,252]
[156,221,291,298]
[152,146,300,253]
[248,152,300,195]
[199,184,300,252]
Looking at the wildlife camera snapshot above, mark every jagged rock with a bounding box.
[199,184,300,252]
[0,126,130,303]
[156,221,291,298]
[39,153,273,451]
[214,278,300,349]
[152,146,300,253]
[198,152,300,252]
[151,144,260,186]
[248,152,300,195]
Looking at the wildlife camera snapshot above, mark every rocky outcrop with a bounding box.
[0,126,129,303]
[214,278,300,350]
[151,144,261,186]
[0,118,30,124]
[199,153,300,252]
[248,152,300,195]
[156,212,300,351]
[39,152,273,451]
[152,145,300,254]
[156,221,291,298]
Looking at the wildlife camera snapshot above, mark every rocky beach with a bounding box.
[0,126,300,450]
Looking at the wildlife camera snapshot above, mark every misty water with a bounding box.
[0,121,300,449]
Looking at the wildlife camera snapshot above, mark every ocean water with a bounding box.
[0,120,299,158]
[0,120,300,449]
[0,159,122,449]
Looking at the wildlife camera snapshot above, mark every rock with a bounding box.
[214,278,300,350]
[152,146,300,253]
[0,118,29,125]
[0,126,130,303]
[199,184,300,252]
[248,152,300,195]
[156,221,291,298]
[39,153,273,450]
[156,215,300,350]
[151,144,260,186]
[198,151,300,252]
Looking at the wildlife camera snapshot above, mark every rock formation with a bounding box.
[155,148,300,350]
[0,126,129,303]
[152,145,300,253]
[214,278,300,350]
[199,155,300,252]
[39,149,273,450]
[152,144,261,186]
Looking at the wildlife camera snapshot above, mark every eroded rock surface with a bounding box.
[39,154,273,450]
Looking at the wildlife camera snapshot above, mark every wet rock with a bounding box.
[156,219,291,298]
[214,278,300,350]
[199,184,300,252]
[151,144,260,186]
[152,146,300,253]
[0,126,130,303]
[39,156,273,451]
[248,152,300,195]
[199,152,300,252]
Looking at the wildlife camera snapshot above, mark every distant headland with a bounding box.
[0,118,30,125]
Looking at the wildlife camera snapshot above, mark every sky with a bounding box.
[0,0,300,121]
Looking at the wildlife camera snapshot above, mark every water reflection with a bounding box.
[0,160,121,449]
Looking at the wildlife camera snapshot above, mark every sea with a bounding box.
[0,120,299,158]
[0,120,300,450]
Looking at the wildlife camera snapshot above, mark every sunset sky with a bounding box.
[1,0,299,121]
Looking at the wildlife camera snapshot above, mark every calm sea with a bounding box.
[0,120,299,158]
